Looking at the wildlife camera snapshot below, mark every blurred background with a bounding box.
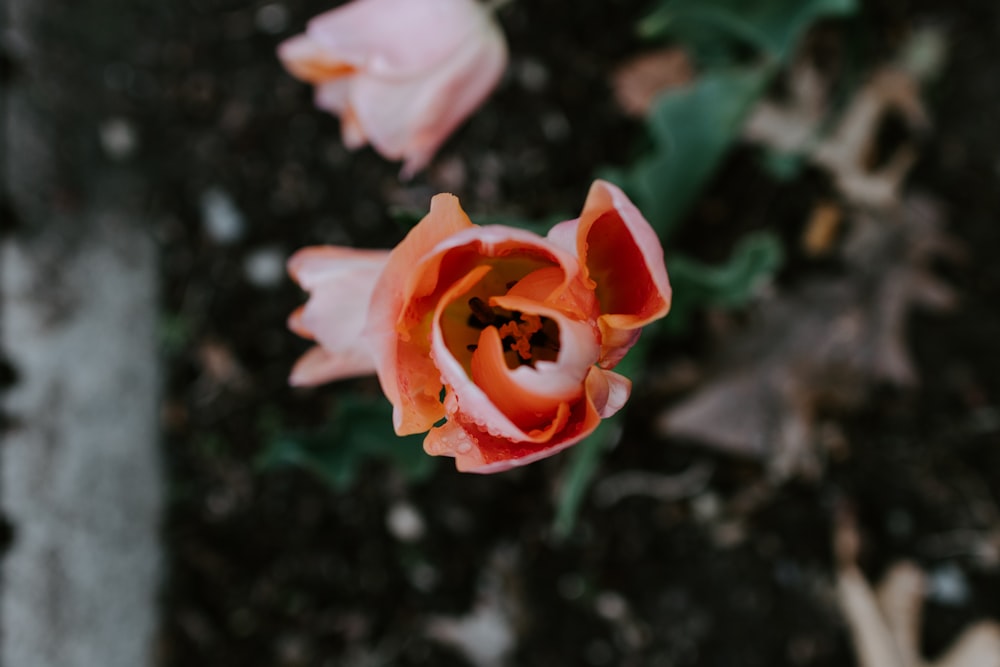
[2,0,999,665]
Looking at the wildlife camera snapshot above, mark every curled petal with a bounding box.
[418,224,588,327]
[469,327,579,436]
[488,294,600,404]
[367,194,474,434]
[423,416,589,474]
[549,179,671,366]
[423,366,617,474]
[585,367,632,419]
[433,287,599,443]
[287,246,389,385]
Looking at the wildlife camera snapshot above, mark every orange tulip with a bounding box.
[289,180,671,472]
[278,0,507,178]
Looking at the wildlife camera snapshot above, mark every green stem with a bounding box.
[551,331,655,540]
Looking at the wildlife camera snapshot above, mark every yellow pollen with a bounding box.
[497,314,543,361]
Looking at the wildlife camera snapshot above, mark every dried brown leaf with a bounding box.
[658,196,957,477]
[745,28,943,209]
[425,546,522,667]
[611,47,694,118]
[835,512,1000,667]
[812,68,927,209]
[933,623,1000,667]
[839,566,909,667]
[802,201,844,256]
[876,563,926,667]
[195,339,251,399]
[744,63,827,153]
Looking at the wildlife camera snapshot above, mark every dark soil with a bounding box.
[32,0,999,664]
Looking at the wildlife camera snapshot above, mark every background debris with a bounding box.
[611,48,694,117]
[425,546,522,667]
[835,509,1000,667]
[659,195,958,478]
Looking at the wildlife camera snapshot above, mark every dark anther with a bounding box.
[467,297,496,328]
[466,344,478,352]
[505,280,518,290]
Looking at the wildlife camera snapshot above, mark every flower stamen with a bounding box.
[497,313,543,361]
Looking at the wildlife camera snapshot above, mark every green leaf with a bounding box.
[665,230,784,329]
[553,418,623,540]
[610,65,773,239]
[159,313,192,355]
[758,148,807,181]
[257,395,436,489]
[641,0,858,62]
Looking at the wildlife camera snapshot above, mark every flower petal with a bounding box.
[349,21,507,177]
[548,180,671,366]
[277,33,356,84]
[585,367,632,419]
[433,287,599,443]
[423,361,620,473]
[290,344,377,386]
[423,399,599,474]
[367,194,475,434]
[427,367,625,473]
[287,246,390,385]
[305,0,491,77]
[469,326,576,434]
[487,294,600,403]
[411,225,588,445]
[370,215,588,437]
[314,81,368,150]
[288,245,388,289]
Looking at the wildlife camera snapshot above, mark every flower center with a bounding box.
[465,297,560,368]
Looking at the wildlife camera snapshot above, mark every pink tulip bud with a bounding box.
[278,0,508,178]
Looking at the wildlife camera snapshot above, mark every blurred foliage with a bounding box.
[758,149,808,181]
[640,0,857,63]
[664,232,784,330]
[554,0,858,537]
[158,313,192,356]
[605,65,773,238]
[259,395,436,489]
[553,332,652,539]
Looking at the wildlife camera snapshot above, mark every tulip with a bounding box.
[288,180,671,472]
[278,0,508,178]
